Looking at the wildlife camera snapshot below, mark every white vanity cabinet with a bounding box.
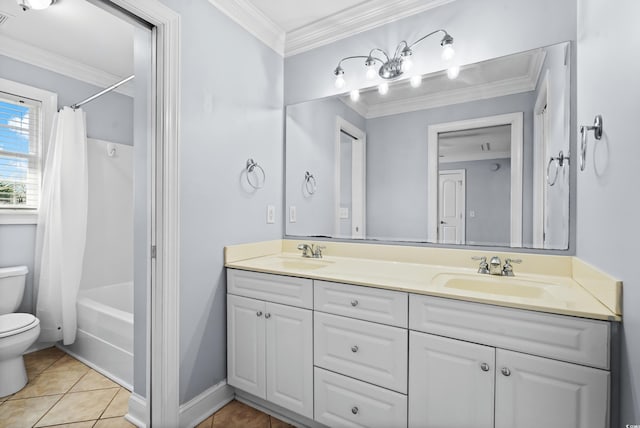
[409,294,611,428]
[227,270,313,419]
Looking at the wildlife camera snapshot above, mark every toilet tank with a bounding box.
[0,266,29,315]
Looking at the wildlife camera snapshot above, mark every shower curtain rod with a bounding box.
[70,75,135,110]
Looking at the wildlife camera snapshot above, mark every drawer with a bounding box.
[227,269,313,309]
[314,312,408,393]
[409,294,610,369]
[314,367,408,428]
[314,280,408,327]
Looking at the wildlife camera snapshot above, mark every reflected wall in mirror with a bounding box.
[285,42,572,249]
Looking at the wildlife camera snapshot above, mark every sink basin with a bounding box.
[432,273,555,299]
[261,255,335,271]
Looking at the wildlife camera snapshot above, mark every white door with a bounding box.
[265,302,313,419]
[495,349,609,428]
[438,169,466,244]
[227,294,266,399]
[409,331,495,428]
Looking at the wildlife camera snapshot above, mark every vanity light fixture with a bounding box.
[333,29,456,89]
[16,0,55,10]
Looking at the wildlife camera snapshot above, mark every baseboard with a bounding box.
[235,390,325,428]
[126,392,147,428]
[179,380,234,428]
[56,344,133,391]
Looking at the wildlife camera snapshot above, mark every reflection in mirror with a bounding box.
[286,42,571,249]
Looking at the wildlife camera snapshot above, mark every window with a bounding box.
[0,78,57,224]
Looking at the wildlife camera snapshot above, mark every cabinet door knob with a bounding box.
[256,311,263,317]
[351,345,359,353]
[501,367,511,376]
[265,313,271,319]
[351,299,359,307]
[351,406,359,415]
[480,363,490,372]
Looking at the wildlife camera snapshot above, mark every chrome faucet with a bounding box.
[471,256,490,274]
[489,256,502,275]
[297,243,325,258]
[502,258,522,276]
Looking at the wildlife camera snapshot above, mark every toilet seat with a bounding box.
[0,313,39,338]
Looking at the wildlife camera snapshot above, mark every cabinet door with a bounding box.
[265,302,313,418]
[409,331,495,428]
[495,349,609,428]
[227,294,266,399]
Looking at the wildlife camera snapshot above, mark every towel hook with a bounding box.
[245,158,265,189]
[579,115,603,171]
[547,150,569,186]
[304,171,317,195]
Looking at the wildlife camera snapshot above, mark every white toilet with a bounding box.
[0,266,41,397]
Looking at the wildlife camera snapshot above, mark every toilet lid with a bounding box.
[0,313,39,338]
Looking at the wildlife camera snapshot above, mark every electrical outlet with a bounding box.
[267,205,275,224]
[289,206,297,223]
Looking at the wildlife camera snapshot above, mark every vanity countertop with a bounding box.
[224,240,622,322]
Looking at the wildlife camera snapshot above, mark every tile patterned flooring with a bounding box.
[1,348,293,428]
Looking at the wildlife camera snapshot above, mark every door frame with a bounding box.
[533,71,550,248]
[438,169,466,244]
[427,112,523,246]
[334,116,366,238]
[107,1,181,426]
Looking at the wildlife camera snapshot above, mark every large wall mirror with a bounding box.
[285,42,572,250]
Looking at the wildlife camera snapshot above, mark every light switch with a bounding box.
[340,207,349,219]
[469,210,476,218]
[267,205,275,224]
[289,206,297,223]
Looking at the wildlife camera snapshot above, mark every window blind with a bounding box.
[0,91,42,210]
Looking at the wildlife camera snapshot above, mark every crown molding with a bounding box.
[0,35,133,97]
[285,0,456,57]
[207,0,285,56]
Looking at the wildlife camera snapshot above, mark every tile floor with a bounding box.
[0,347,133,428]
[1,348,293,428]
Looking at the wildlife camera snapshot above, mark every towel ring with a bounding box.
[579,115,603,171]
[304,171,317,195]
[246,158,265,189]
[547,150,569,186]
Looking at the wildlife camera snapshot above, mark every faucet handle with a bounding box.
[502,258,522,276]
[471,256,490,274]
[313,245,326,258]
[505,258,522,264]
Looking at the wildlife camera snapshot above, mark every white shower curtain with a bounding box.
[35,107,88,345]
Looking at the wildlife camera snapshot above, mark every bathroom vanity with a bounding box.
[225,240,620,428]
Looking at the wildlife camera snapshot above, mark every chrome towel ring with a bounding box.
[579,115,603,172]
[245,158,265,189]
[547,150,569,186]
[304,171,317,195]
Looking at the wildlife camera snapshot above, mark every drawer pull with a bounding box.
[480,363,490,372]
[351,299,359,307]
[265,313,271,319]
[351,406,359,415]
[256,311,263,317]
[501,367,511,377]
[351,345,359,353]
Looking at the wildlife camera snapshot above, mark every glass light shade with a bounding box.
[350,89,360,102]
[22,0,53,9]
[366,65,377,80]
[378,82,389,95]
[441,44,455,61]
[447,65,460,79]
[410,75,423,88]
[334,74,345,89]
[401,57,413,73]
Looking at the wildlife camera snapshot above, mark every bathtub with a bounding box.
[62,282,133,389]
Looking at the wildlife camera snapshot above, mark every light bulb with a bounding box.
[21,0,53,9]
[366,65,377,80]
[334,74,345,89]
[350,89,360,102]
[410,75,422,88]
[447,65,460,79]
[378,82,389,95]
[441,44,455,61]
[401,57,413,73]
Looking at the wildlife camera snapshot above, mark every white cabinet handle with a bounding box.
[265,313,271,319]
[256,311,262,317]
[351,406,359,415]
[501,367,511,376]
[351,345,359,353]
[480,363,490,372]
[351,299,359,307]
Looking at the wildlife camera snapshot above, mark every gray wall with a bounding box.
[576,0,640,421]
[441,159,511,246]
[284,0,577,105]
[365,92,536,244]
[157,0,284,404]
[0,55,133,316]
[286,97,365,237]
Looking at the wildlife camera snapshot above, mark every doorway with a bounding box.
[438,169,466,244]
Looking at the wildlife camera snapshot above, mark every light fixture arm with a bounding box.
[407,29,451,50]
